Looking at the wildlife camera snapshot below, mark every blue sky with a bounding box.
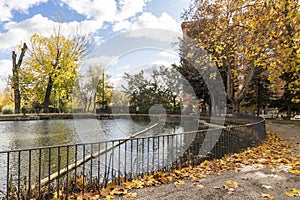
[0,0,190,91]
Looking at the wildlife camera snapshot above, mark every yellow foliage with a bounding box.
[22,31,86,107]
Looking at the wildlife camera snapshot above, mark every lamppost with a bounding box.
[102,69,105,109]
[132,90,137,113]
[172,92,177,114]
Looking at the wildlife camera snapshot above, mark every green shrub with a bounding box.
[2,105,14,114]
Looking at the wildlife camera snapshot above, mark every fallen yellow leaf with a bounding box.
[266,174,278,178]
[285,191,295,197]
[130,180,144,189]
[123,192,137,198]
[262,185,272,189]
[288,188,300,197]
[105,195,114,200]
[196,184,204,188]
[261,193,275,199]
[226,180,239,188]
[288,169,300,175]
[111,186,127,195]
[175,180,186,185]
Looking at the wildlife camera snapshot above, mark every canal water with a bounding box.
[0,117,200,194]
[0,118,175,151]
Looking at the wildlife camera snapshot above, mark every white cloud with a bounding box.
[0,6,12,22]
[0,0,151,53]
[61,0,149,23]
[116,0,150,21]
[0,0,47,22]
[0,59,12,77]
[159,49,179,59]
[61,0,117,22]
[82,55,119,70]
[113,20,132,32]
[120,64,130,70]
[0,59,12,91]
[113,12,180,32]
[0,14,56,52]
[110,72,125,86]
[150,60,178,67]
[112,12,182,42]
[0,14,102,53]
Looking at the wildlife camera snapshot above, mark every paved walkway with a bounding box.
[266,119,300,154]
[120,120,300,200]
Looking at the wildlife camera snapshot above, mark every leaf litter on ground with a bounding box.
[68,131,300,199]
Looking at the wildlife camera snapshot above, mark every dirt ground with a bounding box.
[115,119,300,200]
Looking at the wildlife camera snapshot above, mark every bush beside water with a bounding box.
[1,105,14,114]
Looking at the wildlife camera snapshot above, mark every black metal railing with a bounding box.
[0,115,266,199]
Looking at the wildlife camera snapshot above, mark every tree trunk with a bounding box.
[12,52,20,114]
[233,100,240,114]
[12,43,27,114]
[43,76,54,113]
[92,93,97,113]
[83,97,87,113]
[256,79,260,116]
[287,104,291,120]
[256,103,260,116]
[87,97,92,112]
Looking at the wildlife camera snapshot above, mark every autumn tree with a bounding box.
[74,65,113,112]
[22,26,90,112]
[111,91,129,113]
[181,0,284,113]
[265,0,300,118]
[0,86,14,111]
[242,67,273,115]
[122,65,192,114]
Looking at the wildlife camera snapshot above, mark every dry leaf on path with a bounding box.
[196,184,204,189]
[226,180,239,188]
[262,185,272,189]
[285,188,300,197]
[123,192,137,198]
[261,193,275,199]
[227,188,235,195]
[175,180,186,185]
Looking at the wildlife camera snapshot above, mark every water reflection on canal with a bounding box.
[0,118,175,151]
[0,117,199,194]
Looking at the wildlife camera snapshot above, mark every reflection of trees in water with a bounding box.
[7,120,77,150]
[0,120,78,192]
